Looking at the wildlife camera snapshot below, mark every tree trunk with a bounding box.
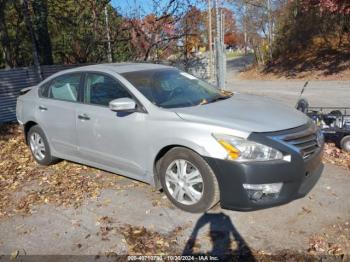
[0,0,13,68]
[22,0,42,80]
[32,0,53,65]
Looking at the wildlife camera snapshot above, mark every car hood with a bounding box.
[172,93,309,133]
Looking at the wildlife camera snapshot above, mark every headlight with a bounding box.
[213,134,283,162]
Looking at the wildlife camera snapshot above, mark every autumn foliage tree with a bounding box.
[0,0,239,68]
[182,6,204,54]
[302,0,350,14]
[118,0,202,62]
[224,32,238,46]
[0,0,131,68]
[128,14,177,61]
[273,0,349,58]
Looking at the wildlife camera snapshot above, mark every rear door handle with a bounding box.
[39,105,47,111]
[78,114,90,120]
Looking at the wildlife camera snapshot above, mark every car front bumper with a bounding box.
[205,124,324,211]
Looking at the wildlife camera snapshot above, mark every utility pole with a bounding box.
[104,5,112,63]
[208,0,213,80]
[221,9,226,90]
[243,5,247,55]
[221,9,224,44]
[214,0,225,89]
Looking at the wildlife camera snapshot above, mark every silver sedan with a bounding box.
[17,63,323,213]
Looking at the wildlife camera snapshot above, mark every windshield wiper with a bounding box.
[198,93,232,106]
[209,95,232,104]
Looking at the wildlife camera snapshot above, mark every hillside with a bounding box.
[239,47,350,81]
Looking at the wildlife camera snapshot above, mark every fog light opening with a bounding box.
[243,183,283,202]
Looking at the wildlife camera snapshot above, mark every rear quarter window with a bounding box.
[38,81,50,97]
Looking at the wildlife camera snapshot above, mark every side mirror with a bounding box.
[109,98,136,112]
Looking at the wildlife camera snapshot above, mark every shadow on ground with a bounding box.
[0,123,18,140]
[183,212,255,261]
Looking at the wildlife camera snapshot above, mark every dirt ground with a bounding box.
[238,48,350,81]
[239,65,350,81]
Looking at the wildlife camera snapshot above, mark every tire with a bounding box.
[296,98,309,113]
[27,125,59,165]
[340,135,350,152]
[330,110,342,116]
[159,147,220,213]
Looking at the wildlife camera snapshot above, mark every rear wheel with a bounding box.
[159,147,220,213]
[27,125,59,165]
[340,135,350,152]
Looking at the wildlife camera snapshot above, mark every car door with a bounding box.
[36,73,82,157]
[76,72,146,179]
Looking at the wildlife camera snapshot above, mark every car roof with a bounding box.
[54,63,174,75]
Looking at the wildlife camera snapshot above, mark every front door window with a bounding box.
[85,73,131,106]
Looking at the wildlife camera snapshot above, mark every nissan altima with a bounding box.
[16,63,324,213]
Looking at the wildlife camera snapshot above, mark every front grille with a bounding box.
[281,126,319,159]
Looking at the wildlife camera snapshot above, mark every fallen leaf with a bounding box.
[10,250,19,260]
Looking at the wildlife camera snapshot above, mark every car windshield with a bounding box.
[122,69,232,108]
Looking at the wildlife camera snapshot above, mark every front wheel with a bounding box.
[27,125,59,165]
[159,147,220,213]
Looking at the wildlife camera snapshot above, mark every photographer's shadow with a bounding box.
[183,212,255,260]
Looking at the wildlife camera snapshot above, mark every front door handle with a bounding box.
[39,105,47,111]
[78,114,90,120]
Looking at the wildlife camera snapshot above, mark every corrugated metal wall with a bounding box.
[0,64,82,123]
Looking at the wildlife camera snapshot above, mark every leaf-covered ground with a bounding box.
[0,124,140,218]
[323,143,350,169]
[1,123,349,219]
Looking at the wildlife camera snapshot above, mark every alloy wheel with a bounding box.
[29,132,46,161]
[165,159,204,205]
[344,140,350,152]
